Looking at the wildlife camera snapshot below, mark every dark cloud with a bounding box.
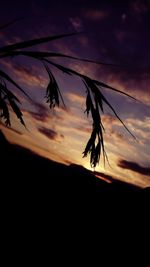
[29,101,64,122]
[26,98,68,125]
[29,102,50,122]
[28,111,47,122]
[38,127,58,141]
[118,159,150,176]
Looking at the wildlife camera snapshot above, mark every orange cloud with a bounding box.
[2,60,47,87]
[102,114,118,125]
[66,92,85,105]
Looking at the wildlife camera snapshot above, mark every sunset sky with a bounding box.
[0,0,150,187]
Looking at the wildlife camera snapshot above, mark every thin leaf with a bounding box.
[46,59,138,104]
[94,141,101,166]
[94,79,137,101]
[96,91,104,112]
[83,128,96,157]
[83,81,93,116]
[98,125,106,167]
[0,96,10,126]
[85,92,92,116]
[8,98,25,126]
[0,83,20,103]
[100,91,136,139]
[44,59,84,77]
[0,50,123,68]
[90,143,95,166]
[0,32,81,54]
[0,69,31,100]
[0,17,24,31]
[44,52,121,66]
[84,77,104,112]
[43,61,66,108]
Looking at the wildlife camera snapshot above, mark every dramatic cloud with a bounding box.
[27,100,64,123]
[118,159,150,176]
[38,126,64,141]
[28,101,50,122]
[38,127,58,141]
[28,111,47,122]
[2,60,46,87]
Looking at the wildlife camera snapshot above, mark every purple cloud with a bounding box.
[38,127,58,140]
[28,102,50,122]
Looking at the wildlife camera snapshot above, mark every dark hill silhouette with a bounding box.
[0,129,149,212]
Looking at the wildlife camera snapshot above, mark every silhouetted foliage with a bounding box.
[0,20,136,167]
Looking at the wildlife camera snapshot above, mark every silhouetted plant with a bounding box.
[0,20,136,167]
